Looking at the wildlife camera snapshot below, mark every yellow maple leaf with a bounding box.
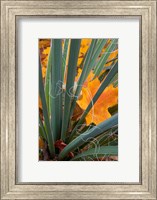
[39,41,51,78]
[42,47,51,55]
[39,97,42,109]
[39,39,51,49]
[77,74,118,125]
[99,39,111,58]
[41,67,46,78]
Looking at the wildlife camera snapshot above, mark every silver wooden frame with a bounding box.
[1,1,156,199]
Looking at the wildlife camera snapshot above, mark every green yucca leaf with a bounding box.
[39,56,55,156]
[78,126,117,151]
[49,73,52,115]
[71,146,118,161]
[69,39,108,121]
[61,39,81,141]
[79,39,103,69]
[98,57,118,80]
[62,39,69,79]
[108,138,118,146]
[106,56,118,66]
[96,126,118,146]
[95,39,102,47]
[96,132,112,146]
[51,39,62,141]
[99,70,109,82]
[45,44,52,114]
[59,113,118,160]
[69,39,97,118]
[39,115,47,141]
[99,62,117,82]
[85,39,107,76]
[93,39,117,79]
[103,136,118,146]
[92,39,107,60]
[39,126,44,140]
[110,73,118,84]
[78,39,97,87]
[77,129,110,151]
[114,80,118,87]
[69,61,118,140]
[99,128,118,146]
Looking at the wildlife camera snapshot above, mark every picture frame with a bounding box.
[0,0,156,199]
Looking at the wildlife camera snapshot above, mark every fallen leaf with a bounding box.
[39,137,45,149]
[77,78,118,125]
[72,103,84,121]
[42,67,47,78]
[39,97,42,109]
[55,140,74,158]
[39,39,51,49]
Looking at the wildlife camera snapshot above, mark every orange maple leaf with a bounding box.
[77,72,118,125]
[75,68,96,86]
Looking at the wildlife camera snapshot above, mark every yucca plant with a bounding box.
[39,38,118,161]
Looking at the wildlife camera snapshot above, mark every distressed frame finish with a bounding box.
[1,0,156,199]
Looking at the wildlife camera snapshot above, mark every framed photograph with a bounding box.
[38,38,118,162]
[1,0,156,199]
